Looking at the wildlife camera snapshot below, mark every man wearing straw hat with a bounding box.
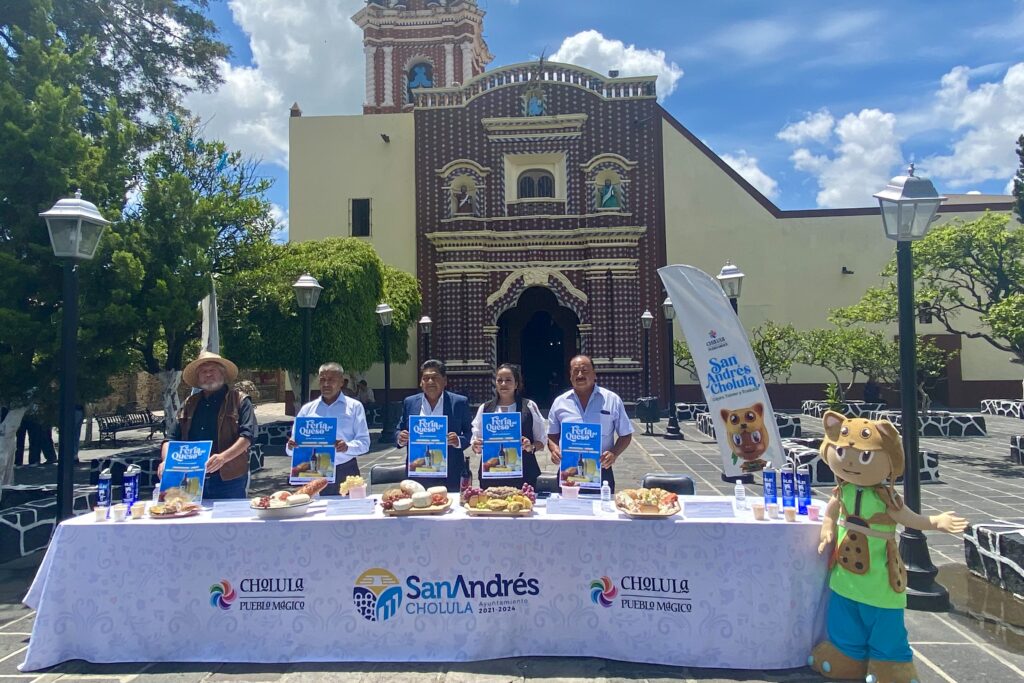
[158,351,257,500]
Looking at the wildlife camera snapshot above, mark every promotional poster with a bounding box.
[481,412,523,480]
[559,422,602,490]
[160,441,213,503]
[290,416,338,485]
[408,415,448,479]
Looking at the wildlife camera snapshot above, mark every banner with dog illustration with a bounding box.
[658,265,785,478]
[408,415,448,479]
[481,412,523,480]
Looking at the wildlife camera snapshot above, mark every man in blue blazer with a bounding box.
[396,359,473,492]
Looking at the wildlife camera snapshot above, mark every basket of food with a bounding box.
[460,483,536,516]
[614,488,681,518]
[381,480,451,516]
[250,479,328,519]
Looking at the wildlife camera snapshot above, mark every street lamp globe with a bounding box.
[716,260,745,300]
[662,297,675,321]
[418,315,433,334]
[39,189,110,260]
[376,302,394,327]
[873,164,946,242]
[640,309,654,329]
[292,273,323,309]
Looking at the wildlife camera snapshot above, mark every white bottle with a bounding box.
[734,481,747,510]
[600,480,613,512]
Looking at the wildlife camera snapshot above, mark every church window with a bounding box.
[518,170,555,199]
[407,62,433,104]
[351,198,371,237]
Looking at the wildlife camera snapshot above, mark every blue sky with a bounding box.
[189,0,1024,234]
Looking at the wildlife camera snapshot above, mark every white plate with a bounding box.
[251,500,314,520]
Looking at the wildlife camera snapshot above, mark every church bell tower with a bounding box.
[353,0,493,115]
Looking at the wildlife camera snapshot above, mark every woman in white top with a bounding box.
[471,363,546,489]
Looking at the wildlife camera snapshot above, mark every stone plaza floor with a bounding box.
[0,405,1022,681]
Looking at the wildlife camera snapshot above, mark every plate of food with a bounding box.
[148,500,202,519]
[382,481,452,516]
[460,484,536,517]
[250,479,328,519]
[614,488,681,518]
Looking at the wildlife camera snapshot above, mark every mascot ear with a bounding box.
[822,410,845,441]
[753,403,764,416]
[720,408,730,422]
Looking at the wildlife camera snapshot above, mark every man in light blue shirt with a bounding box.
[287,362,370,495]
[547,355,634,492]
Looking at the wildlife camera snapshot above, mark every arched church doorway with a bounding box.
[496,287,580,408]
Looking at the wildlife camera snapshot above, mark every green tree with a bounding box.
[221,239,421,407]
[673,339,698,382]
[750,321,800,383]
[111,116,276,432]
[1014,134,1024,222]
[832,212,1024,395]
[795,328,849,399]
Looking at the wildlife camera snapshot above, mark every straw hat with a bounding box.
[182,351,238,388]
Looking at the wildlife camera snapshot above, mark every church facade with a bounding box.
[289,0,1018,407]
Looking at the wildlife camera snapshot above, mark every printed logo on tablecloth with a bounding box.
[587,575,693,614]
[353,568,403,622]
[590,576,617,607]
[209,580,236,610]
[207,577,306,612]
[353,567,541,622]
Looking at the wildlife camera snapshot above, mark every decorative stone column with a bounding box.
[444,43,455,86]
[461,42,474,84]
[363,45,377,107]
[382,45,394,107]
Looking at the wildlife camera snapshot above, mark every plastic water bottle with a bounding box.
[152,485,162,505]
[734,481,747,510]
[600,480,613,512]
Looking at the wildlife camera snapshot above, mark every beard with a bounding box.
[199,380,225,392]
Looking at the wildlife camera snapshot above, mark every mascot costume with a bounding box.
[808,411,967,683]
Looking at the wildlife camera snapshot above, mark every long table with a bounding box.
[21,496,829,671]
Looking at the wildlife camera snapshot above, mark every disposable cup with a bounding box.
[111,504,128,522]
[348,484,367,500]
[93,506,107,522]
[766,503,779,519]
[560,485,579,499]
[751,502,766,520]
[130,502,146,520]
[783,506,797,523]
[808,505,821,522]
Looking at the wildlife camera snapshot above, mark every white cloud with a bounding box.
[922,63,1024,187]
[778,109,835,145]
[812,10,882,42]
[185,0,366,170]
[709,19,795,60]
[787,109,902,208]
[550,30,683,101]
[270,202,289,243]
[720,151,779,199]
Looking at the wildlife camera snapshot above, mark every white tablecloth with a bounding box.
[22,496,828,671]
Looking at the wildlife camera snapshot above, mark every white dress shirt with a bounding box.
[288,394,370,467]
[419,395,445,416]
[547,384,634,454]
[471,400,548,445]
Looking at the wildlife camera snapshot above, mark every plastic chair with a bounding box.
[640,473,696,496]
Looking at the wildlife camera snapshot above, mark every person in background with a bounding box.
[159,351,256,500]
[863,376,884,405]
[396,360,472,492]
[287,363,370,495]
[341,375,358,399]
[355,379,375,408]
[470,363,545,489]
[547,355,633,493]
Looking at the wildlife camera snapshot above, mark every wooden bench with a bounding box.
[96,410,164,446]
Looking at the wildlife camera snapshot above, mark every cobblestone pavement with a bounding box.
[1,406,1023,682]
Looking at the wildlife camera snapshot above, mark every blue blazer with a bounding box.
[397,391,473,491]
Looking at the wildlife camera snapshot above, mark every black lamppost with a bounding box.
[419,315,432,360]
[716,260,745,314]
[40,190,110,522]
[377,303,395,443]
[640,309,654,397]
[874,164,947,611]
[663,297,682,439]
[292,273,323,406]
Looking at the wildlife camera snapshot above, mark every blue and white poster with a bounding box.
[290,416,337,485]
[559,422,602,490]
[481,412,523,480]
[408,415,448,479]
[159,441,212,503]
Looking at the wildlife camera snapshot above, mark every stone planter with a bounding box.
[801,400,886,418]
[0,485,97,563]
[981,399,1024,420]
[695,412,802,438]
[869,410,987,437]
[964,522,1024,600]
[782,438,940,486]
[675,402,708,421]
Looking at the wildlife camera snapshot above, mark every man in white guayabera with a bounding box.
[287,363,370,495]
[547,355,634,492]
